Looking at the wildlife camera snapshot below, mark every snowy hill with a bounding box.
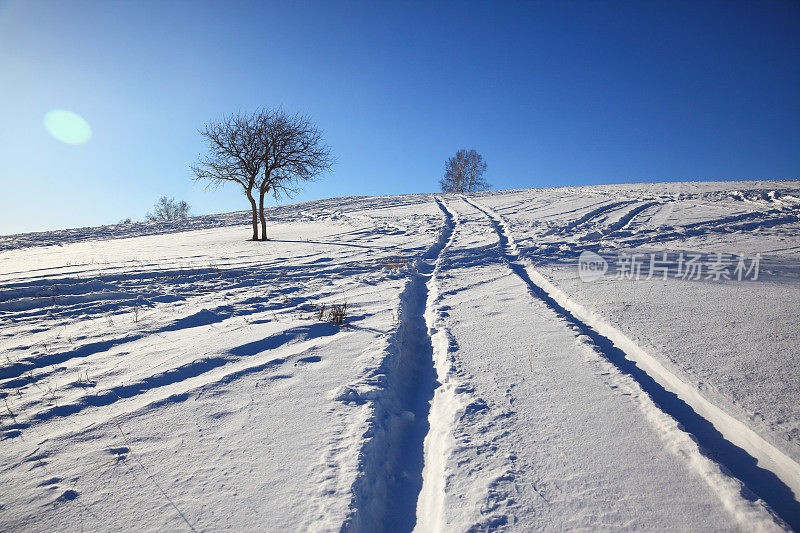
[1,180,799,531]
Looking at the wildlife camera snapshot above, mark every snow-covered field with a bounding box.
[1,180,798,531]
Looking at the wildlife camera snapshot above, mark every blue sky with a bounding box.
[1,0,798,235]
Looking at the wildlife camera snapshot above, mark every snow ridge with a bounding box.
[462,196,797,531]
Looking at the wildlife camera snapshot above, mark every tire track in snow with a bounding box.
[607,201,661,231]
[462,196,799,531]
[618,205,800,248]
[339,197,456,532]
[542,200,634,236]
[579,201,661,241]
[643,200,675,229]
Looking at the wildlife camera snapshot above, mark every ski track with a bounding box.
[414,198,474,532]
[338,197,456,532]
[461,195,799,531]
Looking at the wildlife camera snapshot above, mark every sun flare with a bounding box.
[43,109,92,145]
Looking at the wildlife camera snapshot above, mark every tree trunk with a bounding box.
[258,190,268,241]
[246,193,258,240]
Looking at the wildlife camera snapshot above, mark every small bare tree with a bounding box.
[440,149,489,193]
[192,108,333,241]
[146,196,190,221]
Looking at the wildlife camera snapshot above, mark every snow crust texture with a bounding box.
[0,181,798,531]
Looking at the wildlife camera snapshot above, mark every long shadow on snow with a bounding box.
[0,335,143,383]
[0,249,406,325]
[1,298,285,385]
[24,322,339,426]
[269,238,405,251]
[1,259,378,385]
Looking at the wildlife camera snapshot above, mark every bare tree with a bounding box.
[146,196,190,221]
[192,108,333,241]
[440,149,489,193]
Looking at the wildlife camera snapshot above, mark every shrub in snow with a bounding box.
[315,301,349,326]
[146,196,190,221]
